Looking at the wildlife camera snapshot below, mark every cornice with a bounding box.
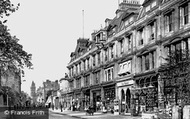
[101,80,116,87]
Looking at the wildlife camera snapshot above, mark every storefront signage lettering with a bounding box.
[117,80,134,87]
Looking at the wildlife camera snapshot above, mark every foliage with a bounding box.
[159,49,190,105]
[160,49,190,73]
[0,0,33,76]
[0,86,20,105]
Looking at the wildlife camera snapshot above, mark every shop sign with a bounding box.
[117,80,134,87]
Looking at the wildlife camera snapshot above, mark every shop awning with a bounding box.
[45,96,51,105]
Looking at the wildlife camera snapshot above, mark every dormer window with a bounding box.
[145,5,151,12]
[144,1,157,13]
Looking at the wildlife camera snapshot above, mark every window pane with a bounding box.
[145,54,149,70]
[184,4,189,24]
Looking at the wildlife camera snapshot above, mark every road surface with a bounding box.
[49,111,79,119]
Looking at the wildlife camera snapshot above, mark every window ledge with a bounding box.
[164,31,174,37]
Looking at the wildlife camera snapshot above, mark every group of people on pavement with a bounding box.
[85,105,95,116]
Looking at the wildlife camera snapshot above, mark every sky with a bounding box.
[6,0,144,96]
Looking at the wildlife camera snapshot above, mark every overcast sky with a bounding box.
[6,0,144,95]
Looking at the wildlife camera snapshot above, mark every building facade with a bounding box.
[1,69,21,93]
[43,79,60,100]
[36,86,45,104]
[66,0,190,117]
[59,76,69,110]
[0,69,22,106]
[43,79,60,108]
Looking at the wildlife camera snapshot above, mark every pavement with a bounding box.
[49,108,142,119]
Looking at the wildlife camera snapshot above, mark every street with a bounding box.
[49,111,78,119]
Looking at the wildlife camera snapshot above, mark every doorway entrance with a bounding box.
[126,88,131,113]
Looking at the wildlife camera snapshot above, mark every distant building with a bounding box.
[43,79,60,101]
[36,86,44,103]
[59,76,69,109]
[30,81,37,104]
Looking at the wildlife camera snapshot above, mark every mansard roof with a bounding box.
[136,6,144,20]
[74,38,89,54]
[142,0,151,6]
[107,14,124,32]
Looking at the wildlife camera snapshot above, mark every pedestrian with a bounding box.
[60,104,63,112]
[89,105,94,116]
[52,104,54,110]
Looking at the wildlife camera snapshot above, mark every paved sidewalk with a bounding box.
[50,109,142,119]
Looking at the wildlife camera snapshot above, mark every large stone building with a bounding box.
[1,69,21,93]
[43,79,60,100]
[0,69,22,106]
[65,0,190,117]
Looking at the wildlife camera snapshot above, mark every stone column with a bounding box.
[81,91,84,111]
[124,90,127,113]
[90,90,93,105]
[142,56,145,71]
[158,75,165,110]
[101,87,104,102]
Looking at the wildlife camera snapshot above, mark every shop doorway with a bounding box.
[93,91,101,112]
[121,89,125,114]
[126,88,131,113]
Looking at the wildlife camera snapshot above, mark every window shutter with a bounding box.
[180,7,184,28]
[111,68,114,80]
[166,16,169,33]
[137,57,140,72]
[137,31,140,46]
[142,28,145,42]
[152,22,156,39]
[128,61,131,73]
[181,41,186,58]
[172,12,175,31]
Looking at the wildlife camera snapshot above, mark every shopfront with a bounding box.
[73,89,81,111]
[82,88,90,110]
[117,79,134,115]
[92,89,102,111]
[60,94,67,109]
[133,73,158,116]
[103,84,115,112]
[66,94,72,110]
